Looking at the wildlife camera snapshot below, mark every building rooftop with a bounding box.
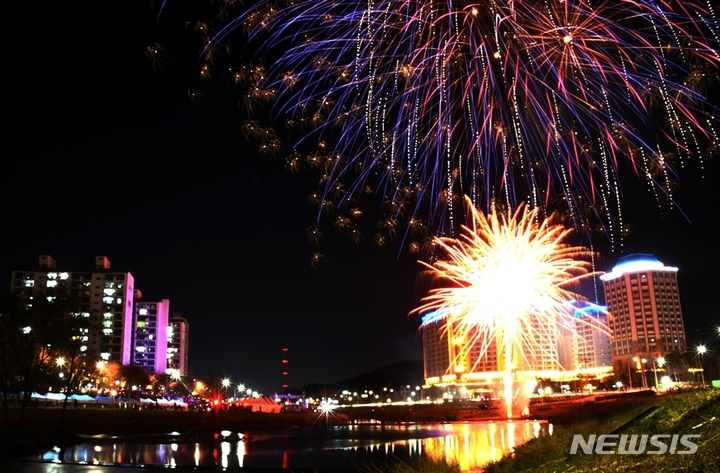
[600,253,678,281]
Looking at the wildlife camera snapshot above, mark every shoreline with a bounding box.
[0,392,655,459]
[0,406,348,458]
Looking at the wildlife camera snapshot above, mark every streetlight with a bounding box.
[655,357,665,390]
[641,358,648,390]
[627,358,633,389]
[169,369,182,381]
[697,346,707,387]
[220,377,233,403]
[56,357,66,385]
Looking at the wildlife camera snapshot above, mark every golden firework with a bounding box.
[414,198,605,417]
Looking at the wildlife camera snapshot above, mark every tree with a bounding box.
[0,287,87,430]
[31,287,88,432]
[121,364,151,391]
[96,361,122,394]
[0,291,30,426]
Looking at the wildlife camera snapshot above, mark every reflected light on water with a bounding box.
[34,421,549,472]
[221,442,230,469]
[238,439,246,468]
[415,421,541,471]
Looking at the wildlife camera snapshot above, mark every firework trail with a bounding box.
[412,197,607,417]
[172,0,719,252]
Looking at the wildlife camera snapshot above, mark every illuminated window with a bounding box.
[139,308,148,316]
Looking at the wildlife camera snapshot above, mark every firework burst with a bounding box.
[194,0,719,246]
[156,0,719,262]
[413,198,607,417]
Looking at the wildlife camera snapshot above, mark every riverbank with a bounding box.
[338,390,656,426]
[484,388,720,473]
[0,406,349,458]
[3,390,718,473]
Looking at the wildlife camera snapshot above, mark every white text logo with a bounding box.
[569,434,700,455]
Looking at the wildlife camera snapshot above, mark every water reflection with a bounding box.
[35,421,550,471]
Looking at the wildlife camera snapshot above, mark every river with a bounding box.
[13,420,551,472]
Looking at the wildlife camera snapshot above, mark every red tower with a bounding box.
[282,347,289,392]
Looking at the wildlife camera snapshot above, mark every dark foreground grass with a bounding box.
[485,389,720,473]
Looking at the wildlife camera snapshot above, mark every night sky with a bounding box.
[2,2,718,394]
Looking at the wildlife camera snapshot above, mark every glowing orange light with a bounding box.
[414,198,606,418]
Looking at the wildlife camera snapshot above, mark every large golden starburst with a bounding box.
[414,198,605,417]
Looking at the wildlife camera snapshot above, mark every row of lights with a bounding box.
[628,343,712,390]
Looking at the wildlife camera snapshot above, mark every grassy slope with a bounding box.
[485,389,720,473]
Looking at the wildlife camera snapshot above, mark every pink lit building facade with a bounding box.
[10,255,188,376]
[132,298,170,374]
[167,313,190,377]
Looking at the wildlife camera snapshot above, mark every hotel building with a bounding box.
[419,302,609,390]
[600,253,687,365]
[570,301,613,369]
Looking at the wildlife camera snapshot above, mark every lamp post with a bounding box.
[56,356,66,390]
[627,358,633,389]
[641,358,648,390]
[221,378,231,401]
[697,346,707,388]
[652,358,660,391]
[655,357,665,391]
